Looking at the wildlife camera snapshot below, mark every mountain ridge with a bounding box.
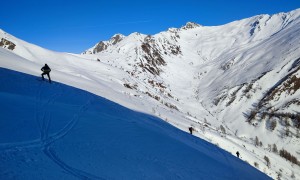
[79,9,300,179]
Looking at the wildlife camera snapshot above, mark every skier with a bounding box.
[189,127,193,134]
[41,64,51,83]
[236,151,240,158]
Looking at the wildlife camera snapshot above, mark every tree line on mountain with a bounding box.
[254,136,299,167]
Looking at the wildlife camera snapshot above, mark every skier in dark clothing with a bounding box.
[41,64,51,83]
[189,127,194,134]
[236,151,240,158]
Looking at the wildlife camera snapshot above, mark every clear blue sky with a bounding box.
[1,0,299,53]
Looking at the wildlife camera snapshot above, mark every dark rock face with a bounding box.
[181,22,201,30]
[111,34,123,45]
[92,34,124,54]
[0,38,16,50]
[93,41,108,54]
[141,42,165,75]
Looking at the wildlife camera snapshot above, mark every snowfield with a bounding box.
[1,8,300,179]
[0,68,269,179]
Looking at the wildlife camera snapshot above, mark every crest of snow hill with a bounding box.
[1,9,300,179]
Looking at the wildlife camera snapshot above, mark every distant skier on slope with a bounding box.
[189,127,194,134]
[236,151,240,158]
[41,63,51,83]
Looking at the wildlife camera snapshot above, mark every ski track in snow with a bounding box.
[0,82,103,179]
[43,146,104,180]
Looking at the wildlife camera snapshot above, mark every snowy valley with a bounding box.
[1,8,300,179]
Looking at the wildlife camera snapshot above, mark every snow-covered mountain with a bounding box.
[1,8,300,179]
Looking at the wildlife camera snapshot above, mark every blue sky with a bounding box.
[1,0,299,53]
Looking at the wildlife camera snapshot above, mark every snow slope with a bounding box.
[0,68,270,179]
[79,9,300,179]
[1,8,300,179]
[81,9,300,179]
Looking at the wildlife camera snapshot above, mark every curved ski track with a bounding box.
[0,82,104,179]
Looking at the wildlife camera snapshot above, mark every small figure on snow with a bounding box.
[189,127,194,135]
[236,151,240,158]
[41,64,51,83]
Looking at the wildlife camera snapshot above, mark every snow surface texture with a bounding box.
[1,8,300,179]
[0,68,270,179]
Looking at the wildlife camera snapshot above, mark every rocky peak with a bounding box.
[110,33,125,45]
[83,33,125,54]
[0,38,16,51]
[181,22,201,30]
